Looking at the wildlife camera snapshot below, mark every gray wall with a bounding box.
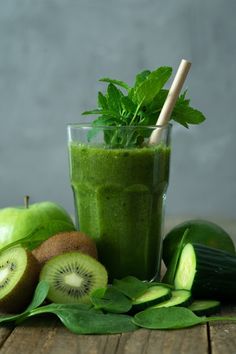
[0,0,236,219]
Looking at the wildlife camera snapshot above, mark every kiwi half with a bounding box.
[32,231,98,265]
[40,252,108,304]
[0,246,40,313]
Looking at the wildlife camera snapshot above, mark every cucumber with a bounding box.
[163,220,235,266]
[162,228,189,285]
[174,243,236,301]
[132,285,171,311]
[188,300,221,316]
[151,289,192,308]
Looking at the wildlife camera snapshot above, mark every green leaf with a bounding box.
[134,67,172,106]
[61,311,137,334]
[24,281,49,312]
[133,307,205,329]
[107,83,124,113]
[82,66,206,147]
[99,77,130,90]
[0,221,75,254]
[27,303,137,334]
[97,92,108,109]
[82,109,104,115]
[172,105,206,126]
[0,280,49,324]
[87,115,120,143]
[113,276,149,299]
[134,70,151,87]
[90,287,132,313]
[121,96,137,115]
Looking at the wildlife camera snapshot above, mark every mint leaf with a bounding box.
[121,96,137,115]
[99,78,130,90]
[97,92,108,109]
[82,66,206,147]
[134,67,172,106]
[107,83,124,114]
[134,70,151,87]
[82,109,104,115]
[172,105,206,127]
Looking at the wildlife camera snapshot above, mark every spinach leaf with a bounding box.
[24,281,49,312]
[27,303,137,334]
[90,287,132,313]
[113,276,149,299]
[133,307,236,330]
[133,307,205,329]
[0,281,49,324]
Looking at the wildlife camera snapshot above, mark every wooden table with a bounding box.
[0,217,235,354]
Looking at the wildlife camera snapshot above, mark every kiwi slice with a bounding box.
[33,231,98,265]
[0,246,40,313]
[40,252,108,304]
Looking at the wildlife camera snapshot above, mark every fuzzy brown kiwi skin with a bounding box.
[0,250,40,314]
[32,231,98,266]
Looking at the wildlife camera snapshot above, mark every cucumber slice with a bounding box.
[151,289,192,308]
[174,243,196,290]
[174,243,236,300]
[132,285,171,311]
[162,228,190,285]
[188,300,221,316]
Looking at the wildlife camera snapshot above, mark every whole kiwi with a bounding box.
[32,231,98,265]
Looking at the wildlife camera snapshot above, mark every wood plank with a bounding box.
[209,305,236,354]
[116,326,208,354]
[0,326,13,350]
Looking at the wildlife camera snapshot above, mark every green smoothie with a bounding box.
[69,142,170,281]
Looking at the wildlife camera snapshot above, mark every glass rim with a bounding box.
[67,122,172,130]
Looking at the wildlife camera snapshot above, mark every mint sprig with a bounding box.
[83,67,206,147]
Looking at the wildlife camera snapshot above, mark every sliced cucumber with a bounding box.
[132,285,171,311]
[174,243,236,300]
[151,289,192,308]
[188,300,221,316]
[162,228,190,285]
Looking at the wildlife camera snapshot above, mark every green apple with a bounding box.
[0,197,75,249]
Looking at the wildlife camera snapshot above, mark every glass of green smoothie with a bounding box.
[67,123,171,281]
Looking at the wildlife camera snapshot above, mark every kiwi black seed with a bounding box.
[0,246,40,313]
[39,252,108,304]
[32,231,98,265]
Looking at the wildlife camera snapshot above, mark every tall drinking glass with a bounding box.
[67,123,171,281]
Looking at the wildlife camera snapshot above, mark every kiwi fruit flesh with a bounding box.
[40,252,108,304]
[0,246,40,313]
[32,231,98,265]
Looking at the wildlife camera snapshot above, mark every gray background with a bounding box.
[0,0,236,222]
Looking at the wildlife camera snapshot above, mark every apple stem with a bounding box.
[24,195,30,209]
